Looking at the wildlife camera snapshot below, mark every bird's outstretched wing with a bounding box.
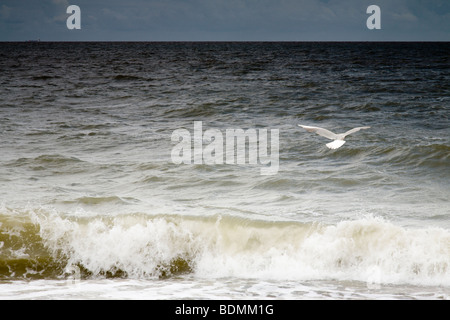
[298,125,338,140]
[342,126,371,138]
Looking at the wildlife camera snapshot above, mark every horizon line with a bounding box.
[1,40,449,43]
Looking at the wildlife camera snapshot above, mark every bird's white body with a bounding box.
[298,125,370,149]
[325,139,347,150]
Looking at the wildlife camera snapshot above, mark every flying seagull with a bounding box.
[298,125,371,149]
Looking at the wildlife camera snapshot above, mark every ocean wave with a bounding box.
[112,74,157,84]
[10,155,84,166]
[62,196,139,206]
[370,144,450,171]
[163,103,222,118]
[5,155,89,175]
[113,74,146,81]
[32,75,61,81]
[1,210,448,286]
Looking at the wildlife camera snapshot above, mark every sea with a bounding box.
[0,42,448,300]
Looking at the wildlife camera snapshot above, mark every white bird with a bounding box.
[298,125,370,149]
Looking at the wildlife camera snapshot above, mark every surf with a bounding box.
[1,208,448,287]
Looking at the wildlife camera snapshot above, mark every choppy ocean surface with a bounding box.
[0,42,449,300]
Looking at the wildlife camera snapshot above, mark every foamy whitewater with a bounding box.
[0,42,449,299]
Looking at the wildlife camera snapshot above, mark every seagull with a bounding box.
[298,125,371,149]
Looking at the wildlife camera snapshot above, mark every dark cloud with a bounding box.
[0,0,448,41]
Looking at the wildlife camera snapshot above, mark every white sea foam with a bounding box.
[1,278,448,300]
[30,211,450,287]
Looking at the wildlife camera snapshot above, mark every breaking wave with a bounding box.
[1,208,448,287]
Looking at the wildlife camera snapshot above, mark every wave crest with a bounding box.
[1,210,449,286]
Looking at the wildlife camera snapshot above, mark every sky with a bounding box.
[0,0,449,41]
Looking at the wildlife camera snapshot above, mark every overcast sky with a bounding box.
[1,0,449,41]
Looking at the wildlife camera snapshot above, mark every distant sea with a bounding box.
[0,42,448,299]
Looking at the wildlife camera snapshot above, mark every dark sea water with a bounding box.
[0,42,449,299]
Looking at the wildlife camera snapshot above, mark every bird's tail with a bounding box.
[326,140,346,149]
